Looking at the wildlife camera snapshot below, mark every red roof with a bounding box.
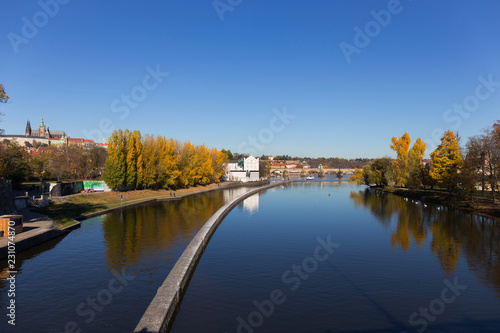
[68,138,95,143]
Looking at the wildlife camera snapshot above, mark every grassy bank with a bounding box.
[32,182,237,229]
[373,187,500,219]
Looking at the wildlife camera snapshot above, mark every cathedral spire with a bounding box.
[25,119,31,136]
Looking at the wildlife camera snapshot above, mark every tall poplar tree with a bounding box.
[407,138,427,188]
[390,132,411,185]
[430,131,463,192]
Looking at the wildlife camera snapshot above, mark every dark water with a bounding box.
[0,186,252,332]
[170,183,500,333]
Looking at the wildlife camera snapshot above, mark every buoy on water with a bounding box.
[328,193,331,196]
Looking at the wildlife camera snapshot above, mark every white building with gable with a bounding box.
[226,155,260,182]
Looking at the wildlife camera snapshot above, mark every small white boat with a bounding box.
[306,176,314,180]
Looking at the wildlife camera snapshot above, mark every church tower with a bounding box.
[25,120,31,136]
[39,117,46,137]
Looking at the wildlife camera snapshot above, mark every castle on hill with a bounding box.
[1,117,107,148]
[24,118,66,139]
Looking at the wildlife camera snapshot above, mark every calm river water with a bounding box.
[1,182,500,332]
[170,182,500,333]
[0,186,254,332]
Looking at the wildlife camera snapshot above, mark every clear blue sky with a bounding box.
[1,0,500,158]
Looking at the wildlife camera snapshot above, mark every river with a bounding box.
[1,182,500,332]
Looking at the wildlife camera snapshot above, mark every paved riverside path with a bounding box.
[0,210,67,260]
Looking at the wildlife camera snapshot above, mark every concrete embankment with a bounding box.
[134,181,289,333]
[0,211,79,260]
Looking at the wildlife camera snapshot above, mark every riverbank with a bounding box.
[33,181,269,228]
[0,181,270,260]
[372,186,500,219]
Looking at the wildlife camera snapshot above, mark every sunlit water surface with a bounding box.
[170,182,500,333]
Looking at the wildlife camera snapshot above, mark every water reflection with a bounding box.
[242,194,259,214]
[101,187,251,271]
[350,189,500,295]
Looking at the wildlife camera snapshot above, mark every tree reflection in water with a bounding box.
[350,189,500,296]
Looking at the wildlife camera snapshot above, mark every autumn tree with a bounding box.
[211,148,227,183]
[179,141,196,187]
[141,134,159,189]
[465,135,487,193]
[390,132,411,186]
[104,129,228,190]
[349,168,366,185]
[483,122,500,202]
[156,137,181,189]
[406,138,427,189]
[84,145,108,179]
[0,84,10,134]
[193,144,213,185]
[430,131,463,192]
[0,140,30,183]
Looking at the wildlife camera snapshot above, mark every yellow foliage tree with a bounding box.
[179,141,196,187]
[211,148,226,183]
[390,132,411,185]
[157,136,181,189]
[193,144,213,186]
[407,138,427,188]
[430,130,463,191]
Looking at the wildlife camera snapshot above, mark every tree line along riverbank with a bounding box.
[32,181,263,229]
[371,186,500,220]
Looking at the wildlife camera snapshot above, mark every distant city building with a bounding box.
[1,117,107,149]
[265,155,274,160]
[226,155,260,182]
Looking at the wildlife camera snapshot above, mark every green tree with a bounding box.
[125,130,137,188]
[134,131,144,187]
[104,130,127,189]
[430,131,463,192]
[350,158,393,186]
[221,149,233,160]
